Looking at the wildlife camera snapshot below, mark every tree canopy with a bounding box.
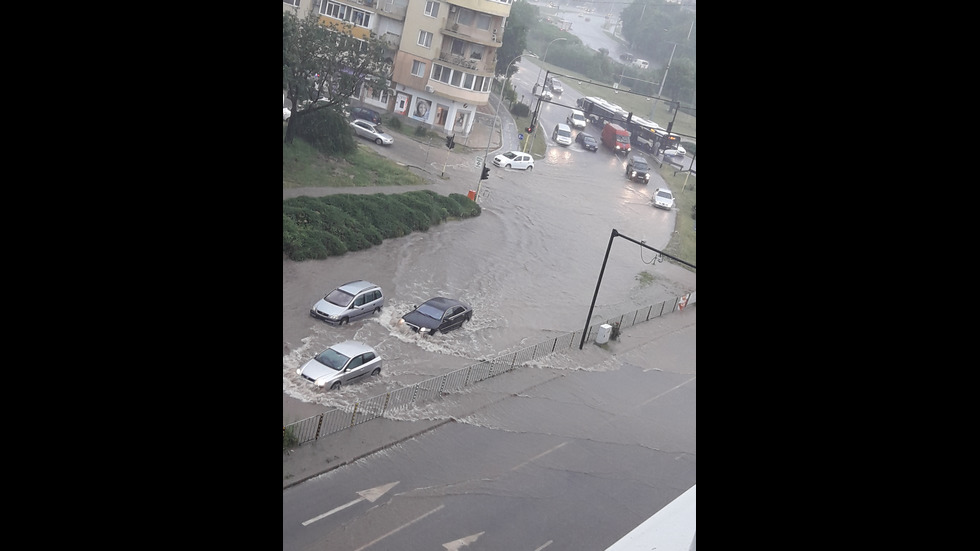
[283,10,390,143]
[496,0,535,78]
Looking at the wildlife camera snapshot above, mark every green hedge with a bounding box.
[283,190,481,261]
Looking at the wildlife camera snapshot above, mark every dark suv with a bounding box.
[349,106,382,125]
[625,154,652,184]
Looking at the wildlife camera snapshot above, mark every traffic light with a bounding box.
[481,166,490,180]
[446,135,455,149]
[526,126,534,134]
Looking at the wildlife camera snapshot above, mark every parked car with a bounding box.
[626,153,652,183]
[310,280,384,326]
[538,88,554,101]
[283,107,291,121]
[567,109,587,129]
[349,106,382,125]
[552,123,573,146]
[653,188,675,210]
[398,297,473,336]
[576,132,599,152]
[297,341,382,390]
[350,119,394,145]
[493,151,534,171]
[664,145,687,157]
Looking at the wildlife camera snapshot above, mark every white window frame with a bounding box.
[283,0,301,6]
[424,1,440,17]
[418,30,433,48]
[412,60,426,77]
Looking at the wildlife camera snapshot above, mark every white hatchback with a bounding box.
[567,109,587,129]
[492,151,535,171]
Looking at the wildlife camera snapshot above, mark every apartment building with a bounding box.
[283,0,513,137]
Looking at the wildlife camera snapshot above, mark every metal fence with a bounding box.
[284,292,696,448]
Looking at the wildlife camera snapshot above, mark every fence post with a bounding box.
[464,366,472,387]
[382,392,390,415]
[349,403,359,427]
[314,414,324,440]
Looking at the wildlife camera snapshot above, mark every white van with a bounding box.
[567,109,587,129]
[552,123,573,146]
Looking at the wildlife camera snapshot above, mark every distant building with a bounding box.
[284,0,514,137]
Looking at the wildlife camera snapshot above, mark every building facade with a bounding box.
[283,0,512,137]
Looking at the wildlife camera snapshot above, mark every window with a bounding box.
[424,1,440,17]
[418,30,432,48]
[283,0,300,6]
[476,13,491,30]
[451,39,465,56]
[322,2,371,28]
[412,60,426,77]
[457,9,474,26]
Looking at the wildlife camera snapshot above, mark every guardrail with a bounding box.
[284,292,695,448]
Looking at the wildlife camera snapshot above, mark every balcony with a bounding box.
[443,20,501,47]
[438,52,493,73]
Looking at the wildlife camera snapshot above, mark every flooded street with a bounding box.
[283,139,696,422]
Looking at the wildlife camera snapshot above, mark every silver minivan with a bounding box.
[552,123,573,146]
[310,280,384,326]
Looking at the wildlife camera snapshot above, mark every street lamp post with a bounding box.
[523,38,566,153]
[533,37,567,96]
[478,53,535,201]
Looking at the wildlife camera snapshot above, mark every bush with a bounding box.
[293,108,356,155]
[414,125,429,137]
[386,117,402,130]
[282,191,482,261]
[510,102,530,117]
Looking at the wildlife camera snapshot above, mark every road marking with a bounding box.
[352,504,445,551]
[302,481,399,526]
[443,531,485,550]
[511,442,568,472]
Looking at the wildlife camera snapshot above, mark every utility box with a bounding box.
[595,323,613,344]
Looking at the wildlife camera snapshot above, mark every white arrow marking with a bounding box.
[443,531,485,550]
[302,481,400,526]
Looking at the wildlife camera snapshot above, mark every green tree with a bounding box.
[283,10,390,144]
[496,0,535,77]
[619,1,695,106]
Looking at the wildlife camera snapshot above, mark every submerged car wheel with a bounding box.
[338,317,349,326]
[375,138,383,145]
[505,163,512,169]
[526,165,533,171]
[331,381,341,390]
[371,368,381,376]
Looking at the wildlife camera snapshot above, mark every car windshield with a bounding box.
[325,289,354,307]
[502,152,518,160]
[314,348,350,371]
[633,159,649,170]
[584,136,595,143]
[657,190,673,199]
[416,303,446,320]
[617,135,630,144]
[558,129,570,137]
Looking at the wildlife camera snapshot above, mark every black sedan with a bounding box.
[398,297,473,336]
[576,132,599,152]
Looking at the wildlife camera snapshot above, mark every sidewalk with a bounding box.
[283,305,696,489]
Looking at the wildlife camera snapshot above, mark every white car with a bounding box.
[350,119,394,145]
[296,341,382,390]
[493,151,534,171]
[664,145,686,157]
[539,89,554,101]
[653,188,675,210]
[283,107,291,121]
[567,109,587,129]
